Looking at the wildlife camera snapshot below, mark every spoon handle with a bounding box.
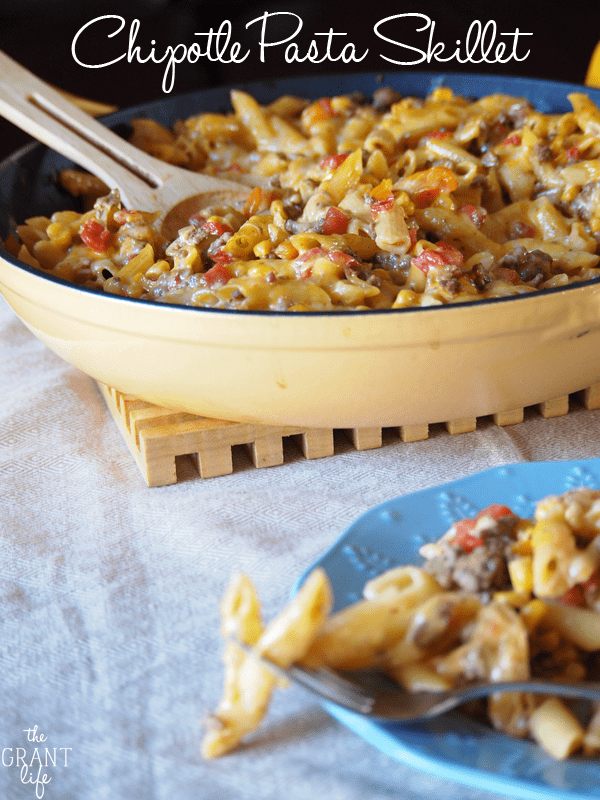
[0,49,167,208]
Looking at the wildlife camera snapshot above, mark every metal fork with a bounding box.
[234,642,600,721]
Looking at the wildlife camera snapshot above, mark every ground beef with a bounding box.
[506,99,535,127]
[348,91,367,106]
[451,547,510,595]
[570,181,600,222]
[438,277,462,295]
[283,202,303,220]
[372,86,403,112]
[284,218,315,234]
[423,515,519,597]
[534,143,553,163]
[496,246,553,286]
[371,252,412,283]
[468,262,493,289]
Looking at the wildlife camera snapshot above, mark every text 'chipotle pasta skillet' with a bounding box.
[203,488,600,761]
[9,86,600,311]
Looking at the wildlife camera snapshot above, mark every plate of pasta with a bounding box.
[291,457,600,799]
[2,72,600,428]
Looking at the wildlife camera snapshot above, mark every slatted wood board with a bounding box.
[98,381,600,487]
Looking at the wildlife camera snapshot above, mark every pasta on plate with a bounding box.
[7,85,600,311]
[202,488,600,761]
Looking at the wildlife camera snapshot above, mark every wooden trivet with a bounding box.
[98,381,600,487]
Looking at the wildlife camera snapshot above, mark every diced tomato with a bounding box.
[202,219,233,236]
[244,186,267,217]
[566,145,581,162]
[202,263,232,286]
[295,246,326,264]
[511,221,536,239]
[455,531,485,553]
[557,570,600,607]
[408,226,418,248]
[410,251,436,275]
[405,166,459,209]
[320,207,349,235]
[476,504,514,521]
[210,250,235,265]
[426,130,453,139]
[501,134,522,146]
[318,97,338,117]
[435,242,464,266]
[319,152,350,171]
[189,213,207,225]
[452,504,514,553]
[295,248,322,279]
[413,189,438,208]
[370,195,395,219]
[80,218,112,253]
[458,203,487,228]
[411,250,446,275]
[326,250,360,268]
[494,266,520,284]
[370,179,395,217]
[557,586,585,607]
[453,519,484,553]
[581,570,600,594]
[412,242,463,274]
[295,246,358,277]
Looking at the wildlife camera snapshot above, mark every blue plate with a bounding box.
[296,458,600,800]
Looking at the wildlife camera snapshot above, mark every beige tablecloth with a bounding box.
[1,292,599,800]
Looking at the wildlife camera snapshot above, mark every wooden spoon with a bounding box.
[0,50,251,240]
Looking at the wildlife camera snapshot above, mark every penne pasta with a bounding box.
[10,86,600,312]
[205,489,600,760]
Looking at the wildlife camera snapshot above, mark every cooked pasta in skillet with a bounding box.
[10,86,600,311]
